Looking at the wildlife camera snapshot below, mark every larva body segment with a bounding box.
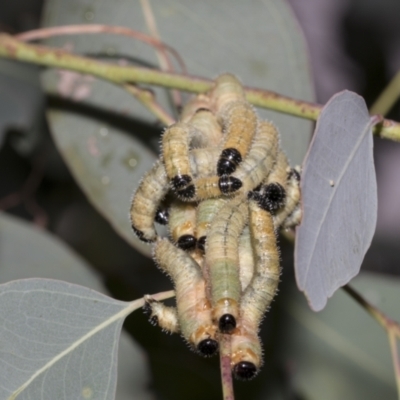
[210,73,245,112]
[217,101,258,176]
[273,166,301,229]
[169,200,197,250]
[154,238,218,356]
[130,159,169,242]
[238,226,254,290]
[180,94,211,123]
[231,200,280,380]
[196,198,227,252]
[206,196,249,333]
[219,120,279,194]
[189,109,223,148]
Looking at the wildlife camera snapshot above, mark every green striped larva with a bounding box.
[219,120,279,195]
[231,200,280,380]
[168,200,197,251]
[153,238,218,356]
[206,196,249,333]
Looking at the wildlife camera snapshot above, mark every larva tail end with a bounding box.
[171,174,193,191]
[197,338,219,357]
[217,148,242,176]
[176,184,196,200]
[219,314,237,333]
[132,226,156,243]
[177,235,197,251]
[259,183,286,212]
[218,176,242,194]
[233,361,258,381]
[155,208,169,225]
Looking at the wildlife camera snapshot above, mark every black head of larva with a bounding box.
[260,183,286,212]
[197,236,206,252]
[233,361,258,381]
[197,338,219,357]
[219,176,242,194]
[142,301,153,316]
[171,174,193,191]
[288,168,301,182]
[219,314,236,333]
[177,235,197,251]
[217,148,242,176]
[177,184,196,200]
[132,226,155,243]
[155,208,169,225]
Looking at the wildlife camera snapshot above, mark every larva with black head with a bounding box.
[131,147,221,242]
[218,120,279,195]
[231,200,281,380]
[153,238,218,357]
[205,196,249,333]
[168,200,197,251]
[249,149,289,213]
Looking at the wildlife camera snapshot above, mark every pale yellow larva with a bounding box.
[131,147,220,242]
[180,93,212,123]
[238,226,254,290]
[168,200,197,251]
[219,120,279,195]
[209,73,245,113]
[205,195,249,333]
[153,238,218,356]
[231,200,280,380]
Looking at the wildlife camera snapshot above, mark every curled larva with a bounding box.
[249,149,289,213]
[130,159,169,243]
[154,238,218,356]
[231,200,280,380]
[206,196,249,333]
[131,147,220,242]
[273,166,301,229]
[219,120,279,195]
[169,200,197,251]
[196,198,227,252]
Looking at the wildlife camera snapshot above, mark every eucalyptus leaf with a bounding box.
[0,213,153,400]
[279,272,398,400]
[295,91,378,311]
[40,0,314,256]
[0,278,143,400]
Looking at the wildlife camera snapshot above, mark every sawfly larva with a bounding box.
[154,238,218,356]
[168,200,197,250]
[219,120,279,194]
[231,200,280,380]
[206,196,249,333]
[131,148,220,242]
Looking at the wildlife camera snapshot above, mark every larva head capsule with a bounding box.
[233,362,258,381]
[155,208,169,225]
[219,313,237,333]
[177,235,197,251]
[217,148,242,176]
[197,338,219,357]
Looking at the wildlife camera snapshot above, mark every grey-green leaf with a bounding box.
[0,213,153,400]
[0,278,143,400]
[295,91,378,311]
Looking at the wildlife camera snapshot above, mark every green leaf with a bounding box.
[279,272,398,400]
[0,213,153,400]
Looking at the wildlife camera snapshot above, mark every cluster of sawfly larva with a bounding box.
[130,74,302,380]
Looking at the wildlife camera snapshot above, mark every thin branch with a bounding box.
[140,0,182,109]
[15,25,186,73]
[219,333,235,400]
[388,331,400,400]
[370,69,400,116]
[1,33,400,140]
